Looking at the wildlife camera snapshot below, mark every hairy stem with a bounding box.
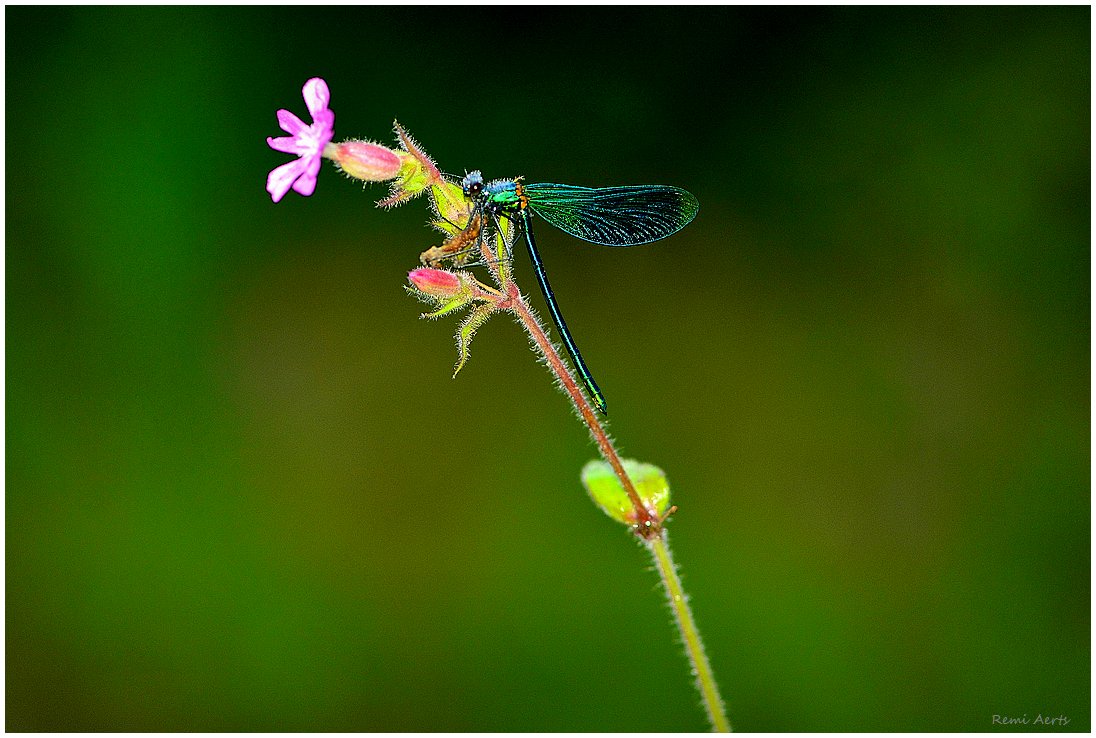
[470,215,727,731]
[505,282,656,529]
[649,532,731,732]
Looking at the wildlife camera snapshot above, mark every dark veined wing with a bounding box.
[522,183,699,246]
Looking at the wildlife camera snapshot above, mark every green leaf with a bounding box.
[581,459,671,525]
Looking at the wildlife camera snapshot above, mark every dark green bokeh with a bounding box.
[7,7,1089,731]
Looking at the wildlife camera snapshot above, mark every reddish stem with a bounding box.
[503,281,660,534]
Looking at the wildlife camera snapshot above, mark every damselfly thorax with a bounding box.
[447,168,699,414]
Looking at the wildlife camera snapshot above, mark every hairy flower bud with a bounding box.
[329,140,403,182]
[408,267,465,298]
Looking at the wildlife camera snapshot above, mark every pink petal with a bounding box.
[267,159,305,203]
[266,135,302,155]
[291,173,317,197]
[290,155,322,196]
[302,78,331,120]
[276,108,307,136]
[313,109,335,134]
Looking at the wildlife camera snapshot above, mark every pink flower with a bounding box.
[265,78,335,203]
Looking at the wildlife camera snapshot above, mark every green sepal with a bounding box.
[379,123,447,208]
[424,297,471,319]
[388,155,433,201]
[454,303,497,377]
[430,181,472,230]
[581,459,671,525]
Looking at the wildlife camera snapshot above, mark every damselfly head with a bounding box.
[462,170,485,198]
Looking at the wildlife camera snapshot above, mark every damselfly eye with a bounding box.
[462,170,485,197]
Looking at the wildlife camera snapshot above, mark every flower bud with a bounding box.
[408,268,465,298]
[328,140,402,182]
[582,459,672,526]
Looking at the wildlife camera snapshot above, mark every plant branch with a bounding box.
[502,266,729,731]
[503,281,658,531]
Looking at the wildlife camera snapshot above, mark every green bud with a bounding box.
[581,459,671,525]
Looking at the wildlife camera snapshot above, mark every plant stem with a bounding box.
[504,282,656,529]
[477,228,728,731]
[648,532,731,732]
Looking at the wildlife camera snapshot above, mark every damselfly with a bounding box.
[458,170,699,415]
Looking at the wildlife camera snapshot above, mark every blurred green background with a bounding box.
[7,7,1089,731]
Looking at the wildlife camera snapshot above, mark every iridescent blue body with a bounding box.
[460,170,698,414]
[482,180,525,211]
